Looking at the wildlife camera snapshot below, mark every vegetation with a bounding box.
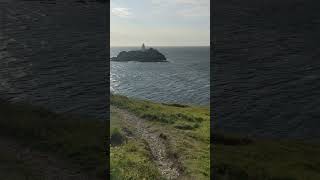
[110,111,163,179]
[213,132,320,180]
[3,94,319,179]
[110,94,210,179]
[0,100,107,179]
[110,94,320,180]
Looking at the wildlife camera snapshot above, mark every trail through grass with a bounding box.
[110,94,210,179]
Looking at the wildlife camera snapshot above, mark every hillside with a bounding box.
[213,132,320,180]
[1,96,319,179]
[0,100,106,179]
[110,95,320,180]
[110,94,210,179]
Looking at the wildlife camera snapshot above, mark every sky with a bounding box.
[111,0,210,47]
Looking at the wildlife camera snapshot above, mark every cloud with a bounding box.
[151,0,209,6]
[151,0,209,17]
[110,0,210,46]
[177,5,210,17]
[176,0,209,5]
[111,7,132,18]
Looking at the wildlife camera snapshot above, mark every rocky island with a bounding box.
[111,44,167,62]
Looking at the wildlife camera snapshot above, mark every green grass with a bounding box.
[111,94,320,180]
[111,141,163,180]
[110,94,210,179]
[0,100,107,179]
[1,94,317,179]
[110,109,163,180]
[111,94,210,142]
[213,133,320,180]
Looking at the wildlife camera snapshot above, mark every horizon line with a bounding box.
[110,45,210,47]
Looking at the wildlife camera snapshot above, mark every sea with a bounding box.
[0,1,210,120]
[213,0,320,139]
[111,46,210,106]
[0,1,108,120]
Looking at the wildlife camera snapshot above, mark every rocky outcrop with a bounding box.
[111,48,167,62]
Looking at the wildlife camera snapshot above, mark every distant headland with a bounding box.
[111,44,167,62]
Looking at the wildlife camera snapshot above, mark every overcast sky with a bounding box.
[111,0,210,47]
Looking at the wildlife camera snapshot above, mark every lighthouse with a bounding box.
[141,43,146,51]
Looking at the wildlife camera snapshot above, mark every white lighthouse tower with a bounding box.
[141,43,146,51]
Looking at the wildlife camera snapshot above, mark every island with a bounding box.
[111,44,167,62]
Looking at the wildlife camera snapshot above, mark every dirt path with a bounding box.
[112,107,181,180]
[0,137,95,180]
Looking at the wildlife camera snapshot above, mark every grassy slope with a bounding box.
[0,100,107,179]
[3,95,318,179]
[110,110,163,179]
[111,95,320,180]
[214,133,320,180]
[110,94,210,179]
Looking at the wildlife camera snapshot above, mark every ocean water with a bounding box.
[0,1,107,119]
[213,0,320,139]
[111,47,210,106]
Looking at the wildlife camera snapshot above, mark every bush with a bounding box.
[174,123,195,130]
[213,133,253,145]
[111,128,126,146]
[159,133,168,140]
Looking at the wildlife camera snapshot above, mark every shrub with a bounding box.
[174,123,195,130]
[111,128,126,146]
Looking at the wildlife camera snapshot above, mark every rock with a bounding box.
[111,48,167,62]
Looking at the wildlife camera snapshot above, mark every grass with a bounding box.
[110,94,210,179]
[0,100,107,179]
[111,94,210,141]
[111,94,320,180]
[4,94,317,179]
[213,132,320,180]
[110,110,163,179]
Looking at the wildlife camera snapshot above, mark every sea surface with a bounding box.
[213,0,320,139]
[0,0,108,119]
[111,46,210,106]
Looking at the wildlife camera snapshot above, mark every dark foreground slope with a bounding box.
[0,100,106,179]
[213,0,320,139]
[213,132,320,180]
